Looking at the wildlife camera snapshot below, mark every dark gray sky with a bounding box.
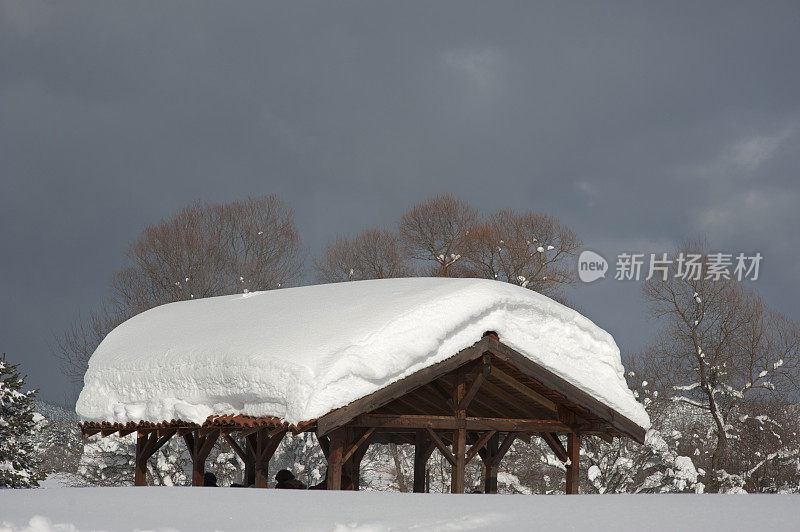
[2,1,799,405]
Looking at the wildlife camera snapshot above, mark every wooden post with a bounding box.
[134,430,173,486]
[566,432,580,494]
[254,430,268,488]
[134,432,148,486]
[483,432,499,494]
[244,442,256,487]
[342,426,355,490]
[192,437,205,487]
[413,430,434,493]
[245,428,287,488]
[184,430,219,486]
[327,427,345,490]
[451,368,467,494]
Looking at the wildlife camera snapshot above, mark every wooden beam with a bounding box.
[241,426,262,437]
[489,366,557,412]
[352,414,571,433]
[425,428,456,466]
[267,426,287,438]
[157,428,178,439]
[81,427,101,438]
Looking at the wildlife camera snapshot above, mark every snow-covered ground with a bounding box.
[1,488,798,532]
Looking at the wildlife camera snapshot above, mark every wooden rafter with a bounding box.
[489,366,557,412]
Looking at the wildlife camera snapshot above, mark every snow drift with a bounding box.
[76,278,649,430]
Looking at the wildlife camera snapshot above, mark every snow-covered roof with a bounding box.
[76,278,649,431]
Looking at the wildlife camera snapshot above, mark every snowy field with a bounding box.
[1,488,799,532]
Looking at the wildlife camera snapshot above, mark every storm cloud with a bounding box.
[2,1,799,403]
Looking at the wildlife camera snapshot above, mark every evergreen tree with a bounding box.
[0,354,44,488]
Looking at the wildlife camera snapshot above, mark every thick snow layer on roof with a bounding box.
[76,278,649,430]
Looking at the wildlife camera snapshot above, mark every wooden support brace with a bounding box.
[224,434,247,462]
[317,434,330,459]
[485,432,517,468]
[343,428,375,463]
[425,428,456,466]
[540,432,568,463]
[350,434,371,491]
[134,430,175,486]
[458,355,491,412]
[465,430,497,464]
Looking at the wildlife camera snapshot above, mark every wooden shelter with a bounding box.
[81,332,645,494]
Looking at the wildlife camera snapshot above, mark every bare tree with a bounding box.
[55,195,305,380]
[398,195,478,276]
[314,229,410,283]
[461,210,581,300]
[637,240,800,492]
